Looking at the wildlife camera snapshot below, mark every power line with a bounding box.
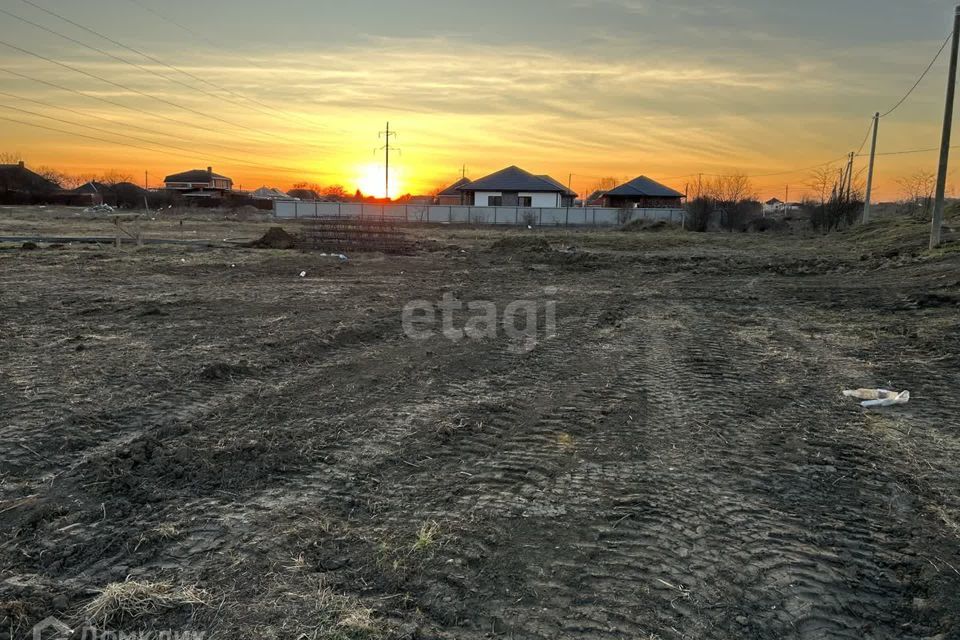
[0,102,310,176]
[0,112,315,177]
[0,68,278,158]
[855,119,875,155]
[0,87,283,159]
[879,30,954,118]
[858,146,960,157]
[121,0,271,72]
[17,0,337,137]
[0,38,327,152]
[0,0,288,132]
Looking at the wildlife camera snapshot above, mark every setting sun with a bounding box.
[356,163,403,199]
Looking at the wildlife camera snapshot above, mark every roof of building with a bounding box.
[765,197,783,205]
[164,168,231,183]
[586,190,608,202]
[0,162,60,192]
[536,174,578,197]
[73,181,147,195]
[605,176,684,198]
[287,188,319,200]
[458,166,574,194]
[437,177,471,196]
[251,186,290,199]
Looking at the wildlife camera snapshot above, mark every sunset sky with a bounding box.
[1,0,959,200]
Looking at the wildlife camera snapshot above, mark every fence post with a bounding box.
[493,208,497,225]
[405,205,409,223]
[565,207,569,227]
[538,208,542,227]
[449,206,452,224]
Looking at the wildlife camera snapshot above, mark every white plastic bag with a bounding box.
[843,389,910,408]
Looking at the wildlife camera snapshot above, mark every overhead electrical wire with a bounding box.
[879,30,954,118]
[0,111,315,177]
[0,38,329,152]
[0,88,286,158]
[0,68,284,158]
[0,102,311,175]
[16,0,338,136]
[121,0,271,72]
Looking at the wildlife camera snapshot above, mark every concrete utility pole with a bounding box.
[378,122,398,200]
[931,6,960,248]
[862,112,880,223]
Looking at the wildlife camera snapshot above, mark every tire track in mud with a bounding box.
[279,283,948,640]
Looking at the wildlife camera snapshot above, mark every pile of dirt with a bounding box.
[245,227,299,250]
[488,236,551,253]
[20,241,38,251]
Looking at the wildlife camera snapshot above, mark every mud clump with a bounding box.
[199,361,255,381]
[488,236,551,253]
[246,227,299,250]
[20,241,39,251]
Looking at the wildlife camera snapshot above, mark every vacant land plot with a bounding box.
[1,209,959,639]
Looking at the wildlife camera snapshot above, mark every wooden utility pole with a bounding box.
[862,113,880,222]
[931,6,960,248]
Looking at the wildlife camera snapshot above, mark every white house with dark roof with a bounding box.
[457,166,576,207]
[164,166,233,197]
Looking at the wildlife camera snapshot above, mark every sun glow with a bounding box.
[356,163,404,199]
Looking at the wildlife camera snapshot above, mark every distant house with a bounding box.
[602,176,684,209]
[164,166,232,198]
[251,186,292,200]
[73,180,148,206]
[0,160,59,194]
[763,198,783,215]
[585,190,608,207]
[287,188,319,200]
[436,177,470,205]
[457,166,576,207]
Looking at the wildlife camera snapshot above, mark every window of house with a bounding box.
[518,196,532,207]
[487,195,503,206]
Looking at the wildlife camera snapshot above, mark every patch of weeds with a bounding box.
[80,579,209,626]
[412,520,441,552]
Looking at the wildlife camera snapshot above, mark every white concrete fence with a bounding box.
[273,200,685,227]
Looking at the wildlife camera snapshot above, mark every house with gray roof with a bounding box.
[436,176,471,205]
[457,166,576,207]
[602,176,684,209]
[164,166,233,198]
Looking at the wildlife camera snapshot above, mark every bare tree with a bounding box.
[0,151,23,164]
[322,184,348,201]
[805,163,863,231]
[896,170,936,217]
[806,165,837,205]
[36,166,80,189]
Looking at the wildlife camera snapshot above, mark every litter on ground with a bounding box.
[843,388,911,408]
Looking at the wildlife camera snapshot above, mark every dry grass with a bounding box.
[412,520,441,552]
[81,579,209,625]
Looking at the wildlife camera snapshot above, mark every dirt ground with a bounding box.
[1,207,959,639]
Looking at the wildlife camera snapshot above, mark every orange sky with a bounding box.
[2,1,959,202]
